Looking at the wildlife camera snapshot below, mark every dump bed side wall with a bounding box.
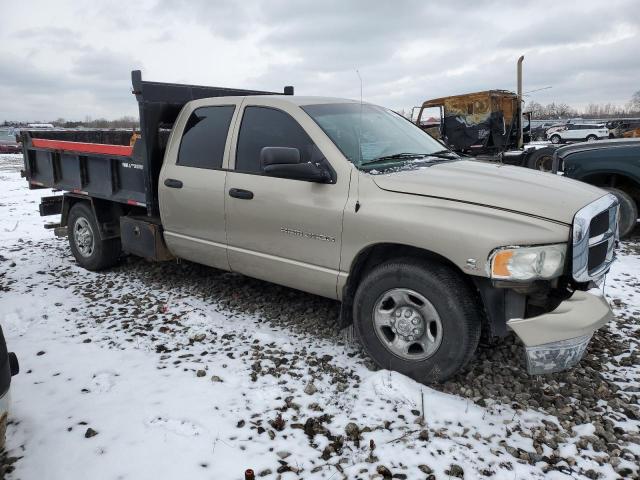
[22,133,147,207]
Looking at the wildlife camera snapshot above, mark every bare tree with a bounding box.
[629,90,640,113]
[524,101,544,117]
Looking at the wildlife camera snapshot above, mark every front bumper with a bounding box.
[507,290,612,374]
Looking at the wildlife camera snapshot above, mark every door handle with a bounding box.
[228,188,254,200]
[164,178,183,189]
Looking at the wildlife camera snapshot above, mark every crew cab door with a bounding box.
[159,98,242,270]
[224,98,351,299]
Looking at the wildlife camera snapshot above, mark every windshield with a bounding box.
[302,103,454,170]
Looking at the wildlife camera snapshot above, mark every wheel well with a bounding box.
[339,243,479,328]
[62,195,139,240]
[582,173,640,205]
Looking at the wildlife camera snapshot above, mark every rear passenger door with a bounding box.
[159,98,241,271]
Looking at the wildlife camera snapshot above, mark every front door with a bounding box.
[159,99,241,270]
[224,99,351,299]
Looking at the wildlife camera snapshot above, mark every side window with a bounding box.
[177,105,235,169]
[235,106,318,174]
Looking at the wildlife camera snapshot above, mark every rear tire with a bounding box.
[68,202,121,270]
[604,188,638,238]
[586,135,597,142]
[353,259,481,383]
[550,134,561,144]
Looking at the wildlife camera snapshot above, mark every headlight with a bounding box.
[489,244,566,281]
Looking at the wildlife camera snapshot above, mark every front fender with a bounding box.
[340,181,570,279]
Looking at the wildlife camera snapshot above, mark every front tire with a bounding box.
[586,134,598,142]
[68,203,121,270]
[353,259,481,383]
[605,187,638,238]
[550,134,561,144]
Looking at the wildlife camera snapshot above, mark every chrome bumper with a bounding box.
[507,290,613,374]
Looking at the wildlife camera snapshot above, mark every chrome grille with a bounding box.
[572,194,618,282]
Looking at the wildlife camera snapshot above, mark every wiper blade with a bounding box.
[425,149,459,158]
[361,151,458,167]
[360,153,433,166]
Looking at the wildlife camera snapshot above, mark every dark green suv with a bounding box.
[555,139,640,237]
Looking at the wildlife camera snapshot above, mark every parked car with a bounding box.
[554,139,640,237]
[0,130,22,154]
[623,127,640,138]
[0,325,19,450]
[530,121,556,141]
[544,120,571,136]
[606,120,640,139]
[20,71,618,382]
[547,123,609,144]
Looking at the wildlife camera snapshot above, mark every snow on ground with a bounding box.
[1,153,639,479]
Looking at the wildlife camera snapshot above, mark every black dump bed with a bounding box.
[21,71,292,216]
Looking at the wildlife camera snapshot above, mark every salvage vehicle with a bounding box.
[415,90,530,155]
[530,121,557,141]
[414,90,563,171]
[552,138,639,237]
[547,123,609,144]
[607,119,640,139]
[0,325,19,450]
[21,71,617,382]
[414,57,558,171]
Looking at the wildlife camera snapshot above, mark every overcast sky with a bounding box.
[1,0,639,121]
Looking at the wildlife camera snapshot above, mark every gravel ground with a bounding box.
[1,153,639,478]
[5,232,639,478]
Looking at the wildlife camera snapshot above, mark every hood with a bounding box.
[371,160,605,224]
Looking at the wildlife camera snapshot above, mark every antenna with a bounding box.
[355,69,363,211]
[355,69,363,165]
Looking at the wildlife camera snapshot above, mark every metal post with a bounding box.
[517,56,524,149]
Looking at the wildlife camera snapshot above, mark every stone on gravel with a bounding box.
[303,381,317,395]
[446,463,464,478]
[376,465,392,479]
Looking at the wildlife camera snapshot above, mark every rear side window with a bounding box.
[235,106,317,173]
[178,106,235,169]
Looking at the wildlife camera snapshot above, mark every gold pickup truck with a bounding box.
[22,72,617,381]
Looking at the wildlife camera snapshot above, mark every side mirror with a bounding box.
[260,147,331,183]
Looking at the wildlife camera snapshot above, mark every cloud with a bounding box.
[0,0,638,121]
